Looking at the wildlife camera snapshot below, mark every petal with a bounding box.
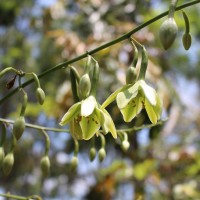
[100,108,117,139]
[153,95,162,119]
[102,84,131,109]
[120,100,137,122]
[116,82,139,109]
[69,119,83,140]
[79,112,100,140]
[145,98,157,124]
[59,102,81,126]
[140,81,157,106]
[120,95,144,122]
[135,95,144,115]
[81,96,97,117]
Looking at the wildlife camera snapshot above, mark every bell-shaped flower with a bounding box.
[116,80,162,124]
[60,96,117,140]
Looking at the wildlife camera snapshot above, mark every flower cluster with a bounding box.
[116,80,162,124]
[60,95,117,140]
[60,45,162,142]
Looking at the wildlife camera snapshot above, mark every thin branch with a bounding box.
[0,117,166,134]
[0,0,199,104]
[0,118,70,133]
[0,193,27,200]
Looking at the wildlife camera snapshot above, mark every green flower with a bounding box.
[116,80,162,124]
[60,96,117,140]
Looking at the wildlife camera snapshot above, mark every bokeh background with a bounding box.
[0,0,200,199]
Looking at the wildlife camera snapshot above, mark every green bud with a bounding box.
[98,148,106,162]
[89,147,96,161]
[13,116,25,140]
[159,17,178,50]
[0,147,5,167]
[182,33,191,50]
[36,87,45,105]
[71,156,78,170]
[3,152,14,176]
[126,67,137,84]
[40,155,50,176]
[78,74,91,99]
[121,140,130,151]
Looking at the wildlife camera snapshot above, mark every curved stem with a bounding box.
[31,72,41,88]
[182,10,190,33]
[0,0,199,104]
[20,91,28,116]
[74,139,79,156]
[41,129,50,155]
[99,133,106,148]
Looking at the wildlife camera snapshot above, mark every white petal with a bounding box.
[81,96,97,117]
[140,80,157,106]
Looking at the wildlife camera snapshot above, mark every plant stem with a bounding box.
[0,193,27,200]
[0,118,70,133]
[0,0,199,104]
[169,0,179,18]
[0,117,167,134]
[41,129,50,155]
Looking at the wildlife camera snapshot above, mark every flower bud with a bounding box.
[0,147,5,167]
[126,67,137,84]
[3,152,14,176]
[121,140,130,151]
[71,156,78,170]
[40,155,50,176]
[36,87,45,105]
[159,17,178,50]
[182,33,191,50]
[89,147,96,161]
[78,74,91,99]
[98,148,106,162]
[13,116,25,140]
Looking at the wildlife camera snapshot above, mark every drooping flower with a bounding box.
[60,96,117,140]
[116,80,162,124]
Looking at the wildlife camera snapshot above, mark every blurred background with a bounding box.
[0,0,200,199]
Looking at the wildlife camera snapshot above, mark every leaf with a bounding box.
[59,102,81,126]
[102,84,131,109]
